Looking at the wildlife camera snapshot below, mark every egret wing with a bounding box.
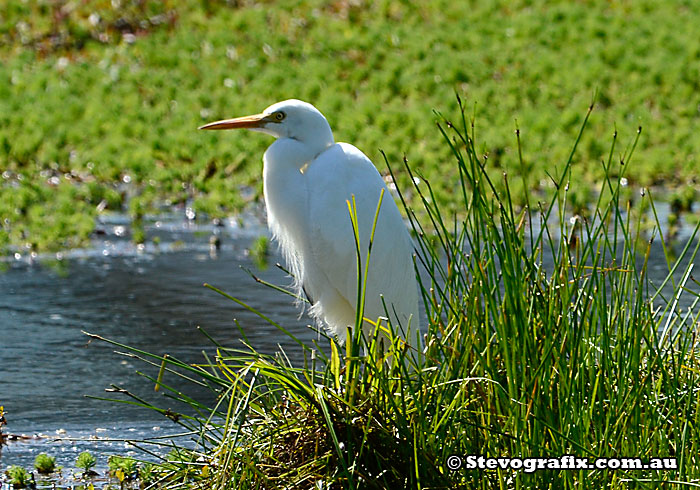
[303,143,419,338]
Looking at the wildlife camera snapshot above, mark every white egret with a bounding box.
[200,99,420,351]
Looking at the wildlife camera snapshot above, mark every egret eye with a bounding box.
[274,111,286,122]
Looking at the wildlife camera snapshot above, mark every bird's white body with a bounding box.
[201,100,420,349]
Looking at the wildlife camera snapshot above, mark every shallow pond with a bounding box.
[0,211,315,477]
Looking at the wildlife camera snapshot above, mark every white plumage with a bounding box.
[200,99,420,350]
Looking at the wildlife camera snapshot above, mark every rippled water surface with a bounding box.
[0,214,313,471]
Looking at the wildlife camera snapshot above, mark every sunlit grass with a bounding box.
[3,1,700,252]
[88,99,700,489]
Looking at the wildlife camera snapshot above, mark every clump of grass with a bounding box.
[33,453,56,474]
[93,99,700,488]
[75,451,97,477]
[5,466,32,489]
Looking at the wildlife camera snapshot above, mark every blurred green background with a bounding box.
[1,0,699,252]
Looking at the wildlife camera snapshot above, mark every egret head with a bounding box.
[199,99,334,148]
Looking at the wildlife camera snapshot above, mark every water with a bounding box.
[0,212,315,475]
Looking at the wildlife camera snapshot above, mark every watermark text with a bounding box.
[446,454,677,473]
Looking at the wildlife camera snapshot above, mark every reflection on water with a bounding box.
[0,213,315,471]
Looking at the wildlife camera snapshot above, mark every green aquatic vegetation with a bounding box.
[669,185,697,213]
[3,0,700,253]
[75,451,97,476]
[33,453,57,474]
[137,462,155,485]
[108,456,138,482]
[112,455,138,474]
[89,101,700,488]
[5,466,31,488]
[250,235,269,269]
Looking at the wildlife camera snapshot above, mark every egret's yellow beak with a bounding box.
[198,113,271,130]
